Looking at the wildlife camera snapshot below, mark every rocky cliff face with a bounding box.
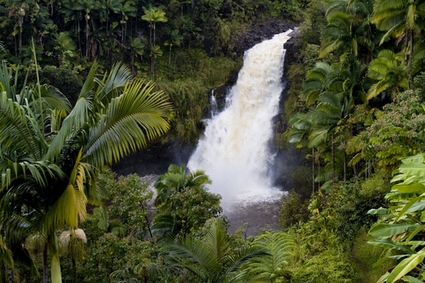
[234,19,296,56]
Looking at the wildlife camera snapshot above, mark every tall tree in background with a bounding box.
[142,6,168,78]
[370,0,425,87]
[319,0,374,59]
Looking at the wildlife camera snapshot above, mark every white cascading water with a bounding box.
[188,30,292,211]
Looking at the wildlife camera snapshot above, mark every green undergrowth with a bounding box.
[350,228,396,283]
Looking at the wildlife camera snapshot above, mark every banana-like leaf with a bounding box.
[402,275,424,282]
[387,249,425,283]
[369,223,420,237]
[367,238,415,255]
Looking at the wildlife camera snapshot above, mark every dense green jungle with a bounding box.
[2,0,425,282]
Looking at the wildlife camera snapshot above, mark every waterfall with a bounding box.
[209,89,218,117]
[188,30,292,210]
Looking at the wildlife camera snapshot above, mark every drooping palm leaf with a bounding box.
[96,62,132,104]
[45,62,99,162]
[43,149,91,234]
[83,79,171,167]
[0,93,46,160]
[0,235,14,268]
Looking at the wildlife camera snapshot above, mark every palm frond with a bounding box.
[43,150,89,233]
[366,80,392,100]
[28,84,71,114]
[45,95,94,161]
[0,62,20,101]
[238,232,295,282]
[96,62,132,104]
[308,128,329,148]
[0,235,14,267]
[151,213,179,235]
[0,93,46,160]
[46,61,101,161]
[0,156,64,190]
[83,79,171,167]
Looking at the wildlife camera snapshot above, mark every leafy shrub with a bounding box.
[291,249,356,283]
[279,189,310,229]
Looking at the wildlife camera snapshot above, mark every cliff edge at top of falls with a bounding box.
[233,19,296,56]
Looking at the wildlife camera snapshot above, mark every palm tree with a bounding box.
[320,0,374,59]
[0,61,172,283]
[366,49,409,100]
[152,164,222,237]
[142,6,168,79]
[129,37,145,73]
[163,218,268,283]
[241,232,295,283]
[164,29,184,65]
[141,6,168,48]
[295,59,364,182]
[370,0,425,87]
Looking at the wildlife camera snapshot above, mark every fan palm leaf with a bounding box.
[366,49,408,100]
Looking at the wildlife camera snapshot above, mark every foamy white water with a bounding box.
[188,30,292,210]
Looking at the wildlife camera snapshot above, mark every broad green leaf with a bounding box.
[392,183,425,194]
[368,207,393,215]
[405,201,425,214]
[401,154,425,165]
[402,276,424,283]
[396,197,424,220]
[398,163,425,178]
[369,223,420,237]
[368,239,415,254]
[387,249,425,283]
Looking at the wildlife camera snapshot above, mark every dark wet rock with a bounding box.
[284,27,301,73]
[111,141,196,177]
[233,19,296,56]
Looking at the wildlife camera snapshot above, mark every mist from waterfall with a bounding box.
[187,30,292,210]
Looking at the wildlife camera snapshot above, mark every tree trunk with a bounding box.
[43,243,49,283]
[49,251,62,283]
[169,45,172,65]
[408,30,414,89]
[85,14,90,58]
[72,259,77,283]
[332,133,335,183]
[312,148,315,194]
[49,233,62,283]
[343,151,347,182]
